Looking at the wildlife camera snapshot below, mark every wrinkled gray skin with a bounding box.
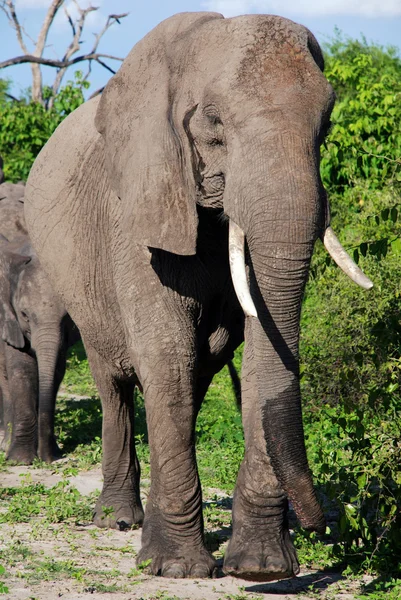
[0,181,27,241]
[0,189,79,463]
[25,13,335,581]
[0,182,27,437]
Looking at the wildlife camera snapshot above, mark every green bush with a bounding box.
[321,33,401,193]
[297,34,401,577]
[0,72,89,182]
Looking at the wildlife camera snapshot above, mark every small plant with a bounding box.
[0,477,96,525]
[0,565,8,594]
[128,558,152,578]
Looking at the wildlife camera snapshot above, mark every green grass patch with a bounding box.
[0,476,96,525]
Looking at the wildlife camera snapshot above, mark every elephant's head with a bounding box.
[95,12,372,532]
[2,240,69,404]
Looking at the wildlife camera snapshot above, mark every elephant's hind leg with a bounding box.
[223,324,299,581]
[135,347,216,578]
[85,343,144,530]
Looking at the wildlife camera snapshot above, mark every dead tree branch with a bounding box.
[0,53,124,70]
[48,1,97,108]
[0,0,128,106]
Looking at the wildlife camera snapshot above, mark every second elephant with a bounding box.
[0,235,79,463]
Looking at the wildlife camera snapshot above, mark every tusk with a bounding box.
[229,220,258,318]
[323,227,373,290]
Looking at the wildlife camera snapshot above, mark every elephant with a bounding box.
[0,180,27,241]
[25,12,373,581]
[0,232,80,463]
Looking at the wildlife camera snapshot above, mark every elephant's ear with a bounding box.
[95,12,224,256]
[0,253,31,349]
[306,30,324,71]
[2,316,24,348]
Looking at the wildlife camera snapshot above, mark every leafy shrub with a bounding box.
[298,35,401,576]
[0,72,89,182]
[321,33,401,193]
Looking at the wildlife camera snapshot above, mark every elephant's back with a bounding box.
[24,97,118,338]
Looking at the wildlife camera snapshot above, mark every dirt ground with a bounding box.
[0,462,368,600]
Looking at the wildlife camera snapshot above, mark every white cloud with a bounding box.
[202,0,401,18]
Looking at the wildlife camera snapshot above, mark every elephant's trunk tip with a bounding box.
[322,226,373,290]
[288,482,326,535]
[228,220,258,318]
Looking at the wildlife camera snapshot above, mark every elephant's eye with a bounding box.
[204,105,222,126]
[20,310,29,321]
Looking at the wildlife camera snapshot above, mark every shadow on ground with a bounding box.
[245,570,346,594]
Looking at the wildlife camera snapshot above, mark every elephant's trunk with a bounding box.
[31,325,62,461]
[246,215,326,532]
[225,128,329,531]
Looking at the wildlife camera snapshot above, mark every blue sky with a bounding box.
[1,0,400,98]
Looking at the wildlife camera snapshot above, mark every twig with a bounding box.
[48,1,97,107]
[362,151,401,165]
[0,53,124,70]
[88,86,104,99]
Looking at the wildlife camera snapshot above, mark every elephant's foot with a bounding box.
[223,523,299,581]
[6,442,37,465]
[137,541,217,578]
[93,495,144,530]
[224,450,299,581]
[38,436,63,463]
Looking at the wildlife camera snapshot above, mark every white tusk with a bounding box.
[229,220,258,318]
[323,226,373,290]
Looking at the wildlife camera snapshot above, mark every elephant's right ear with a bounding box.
[95,12,223,256]
[2,316,24,349]
[0,252,30,349]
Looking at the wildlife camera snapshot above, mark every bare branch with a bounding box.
[88,86,104,99]
[95,58,117,75]
[5,91,21,102]
[0,53,124,70]
[31,0,65,102]
[64,6,77,37]
[35,0,64,58]
[1,1,129,106]
[49,1,97,106]
[89,12,128,55]
[3,0,30,54]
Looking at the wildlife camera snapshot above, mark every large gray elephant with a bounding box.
[25,13,372,581]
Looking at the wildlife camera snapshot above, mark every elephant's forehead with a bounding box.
[185,15,331,100]
[223,19,333,116]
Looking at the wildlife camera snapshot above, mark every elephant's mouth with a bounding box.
[228,220,373,318]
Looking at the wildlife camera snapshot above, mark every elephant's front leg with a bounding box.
[136,345,216,578]
[223,322,299,581]
[5,346,38,464]
[85,344,144,530]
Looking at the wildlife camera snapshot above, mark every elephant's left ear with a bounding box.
[95,12,223,256]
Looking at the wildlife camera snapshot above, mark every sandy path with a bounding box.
[0,465,361,599]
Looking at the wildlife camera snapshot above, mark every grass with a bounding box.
[0,476,96,525]
[0,342,400,598]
